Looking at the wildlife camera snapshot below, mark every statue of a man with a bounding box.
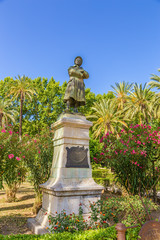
[64,56,89,113]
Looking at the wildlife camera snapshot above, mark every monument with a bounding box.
[27,57,104,234]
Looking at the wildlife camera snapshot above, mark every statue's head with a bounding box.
[74,56,83,66]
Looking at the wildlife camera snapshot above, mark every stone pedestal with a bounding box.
[28,113,104,234]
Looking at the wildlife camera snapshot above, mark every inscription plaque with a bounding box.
[66,146,89,168]
[139,221,160,240]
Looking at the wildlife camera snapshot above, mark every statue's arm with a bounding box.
[82,70,89,79]
[68,66,83,78]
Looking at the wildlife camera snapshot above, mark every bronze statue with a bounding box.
[64,56,89,113]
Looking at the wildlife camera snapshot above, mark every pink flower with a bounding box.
[22,156,25,158]
[34,140,37,143]
[1,129,6,133]
[38,151,41,154]
[100,137,103,143]
[100,152,104,155]
[8,154,14,159]
[16,157,21,161]
[121,129,124,133]
[135,162,137,165]
[115,151,118,155]
[132,150,136,154]
[18,172,20,175]
[142,143,145,145]
[9,130,13,135]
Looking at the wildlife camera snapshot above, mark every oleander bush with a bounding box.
[0,126,27,201]
[96,124,160,196]
[0,126,53,206]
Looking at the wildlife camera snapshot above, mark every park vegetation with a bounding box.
[0,69,160,235]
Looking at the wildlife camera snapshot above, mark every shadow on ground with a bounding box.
[0,215,32,235]
[18,194,35,201]
[0,203,33,211]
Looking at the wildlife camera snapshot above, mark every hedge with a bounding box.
[92,168,114,187]
[0,226,141,240]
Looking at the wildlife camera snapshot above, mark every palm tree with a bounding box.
[0,99,17,127]
[87,98,128,138]
[8,75,36,139]
[111,81,133,110]
[124,83,157,124]
[148,68,160,91]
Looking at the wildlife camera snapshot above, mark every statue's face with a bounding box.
[74,57,82,66]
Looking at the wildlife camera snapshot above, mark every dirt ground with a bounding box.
[0,182,36,235]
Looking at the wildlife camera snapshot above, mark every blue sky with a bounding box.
[0,0,160,95]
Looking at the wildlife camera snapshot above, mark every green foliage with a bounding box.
[22,77,66,135]
[0,227,117,240]
[0,77,67,136]
[0,98,17,127]
[6,75,37,138]
[97,124,160,195]
[89,133,103,168]
[124,83,158,125]
[88,98,128,138]
[148,68,160,90]
[0,227,141,240]
[111,81,133,110]
[92,169,111,187]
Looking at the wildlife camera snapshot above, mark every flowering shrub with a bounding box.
[0,127,27,201]
[48,206,87,233]
[95,124,160,196]
[20,127,53,212]
[48,205,107,233]
[0,126,53,204]
[48,196,158,233]
[89,196,158,226]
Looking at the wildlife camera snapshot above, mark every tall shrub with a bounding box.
[21,127,53,212]
[0,126,27,201]
[96,124,160,198]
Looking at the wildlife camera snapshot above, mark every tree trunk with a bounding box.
[32,191,42,214]
[19,94,23,140]
[5,183,19,202]
[152,160,157,203]
[0,113,3,127]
